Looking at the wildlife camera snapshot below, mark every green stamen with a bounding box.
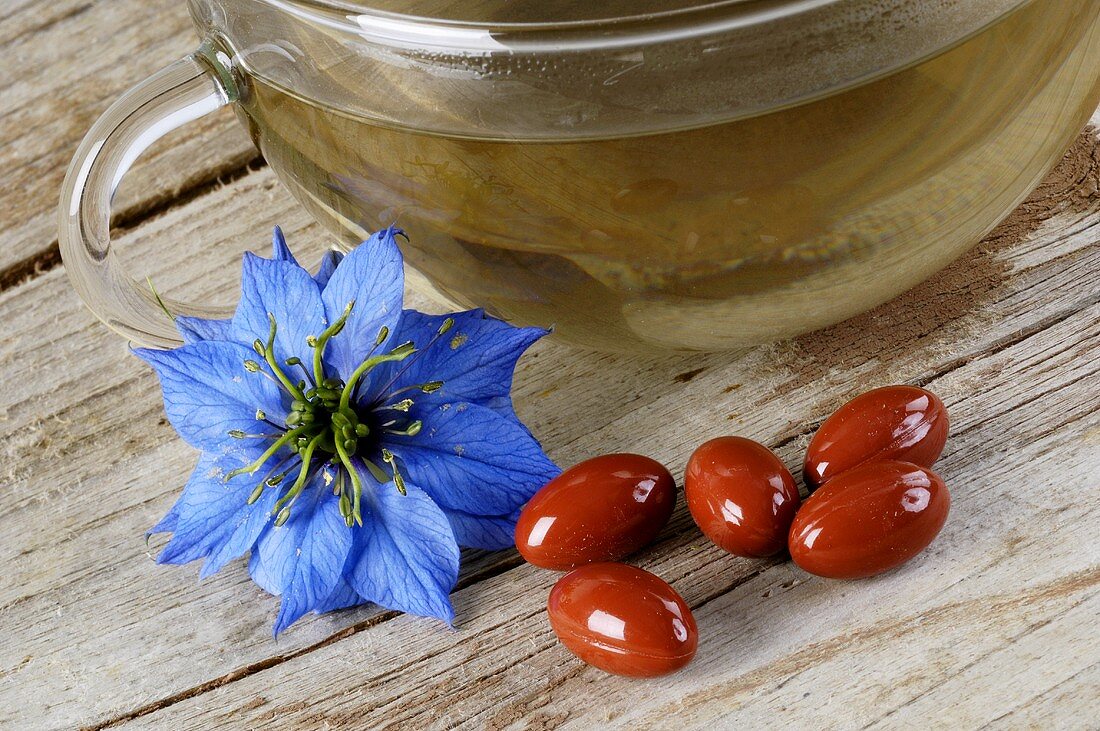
[338,341,416,411]
[337,470,353,526]
[376,398,414,412]
[247,483,266,504]
[335,440,364,526]
[371,317,454,400]
[383,420,422,437]
[381,448,407,496]
[364,459,391,485]
[246,453,298,505]
[344,325,393,405]
[227,429,281,440]
[285,356,315,387]
[224,425,309,481]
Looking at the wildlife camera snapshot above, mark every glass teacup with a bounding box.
[59,0,1100,351]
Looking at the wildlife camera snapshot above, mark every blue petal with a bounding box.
[312,576,364,614]
[271,226,298,265]
[442,507,521,551]
[248,546,280,596]
[253,477,353,635]
[372,309,546,423]
[231,252,326,366]
[155,449,281,574]
[385,400,560,516]
[134,341,286,451]
[314,250,344,289]
[176,316,233,345]
[348,470,459,624]
[148,503,180,536]
[199,476,284,580]
[320,227,404,379]
[154,452,229,564]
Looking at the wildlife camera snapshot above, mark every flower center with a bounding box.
[223,303,453,528]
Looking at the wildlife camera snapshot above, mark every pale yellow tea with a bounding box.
[238,0,1100,349]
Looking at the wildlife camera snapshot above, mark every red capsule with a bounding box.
[804,385,948,490]
[788,460,950,579]
[685,437,800,558]
[515,454,675,570]
[548,562,698,677]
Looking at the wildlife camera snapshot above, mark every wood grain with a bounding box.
[1,126,1099,728]
[3,7,1100,724]
[0,0,256,278]
[112,301,1100,730]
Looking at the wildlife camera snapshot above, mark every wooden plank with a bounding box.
[0,0,256,277]
[111,298,1100,730]
[0,1,91,46]
[983,661,1100,729]
[2,125,1100,728]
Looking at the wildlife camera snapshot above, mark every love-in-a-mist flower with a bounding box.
[136,227,559,635]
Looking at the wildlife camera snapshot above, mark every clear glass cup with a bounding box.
[59,0,1100,351]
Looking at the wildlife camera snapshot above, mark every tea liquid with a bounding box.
[239,0,1100,349]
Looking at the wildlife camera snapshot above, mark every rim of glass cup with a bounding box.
[259,0,847,51]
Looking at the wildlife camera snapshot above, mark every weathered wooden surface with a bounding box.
[2,4,1100,729]
[0,0,256,279]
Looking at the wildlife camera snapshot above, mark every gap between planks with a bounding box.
[78,294,1099,731]
[6,171,1100,725]
[80,552,528,731]
[0,154,265,293]
[0,0,259,272]
[100,299,1100,729]
[3,108,1099,730]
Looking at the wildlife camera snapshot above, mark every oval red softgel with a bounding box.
[547,562,698,677]
[685,436,800,558]
[804,385,948,490]
[515,454,675,570]
[788,459,950,579]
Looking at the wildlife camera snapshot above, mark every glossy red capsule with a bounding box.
[788,460,950,579]
[515,454,676,570]
[547,562,698,677]
[804,385,948,490]
[685,436,800,558]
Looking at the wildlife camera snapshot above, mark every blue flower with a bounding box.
[137,227,558,635]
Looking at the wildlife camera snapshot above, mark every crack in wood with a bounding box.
[629,568,1100,728]
[860,602,1071,729]
[70,291,1100,730]
[0,154,265,293]
[976,654,1100,729]
[4,114,1099,730]
[80,552,526,730]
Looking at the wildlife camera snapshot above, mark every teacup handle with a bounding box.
[58,42,238,348]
